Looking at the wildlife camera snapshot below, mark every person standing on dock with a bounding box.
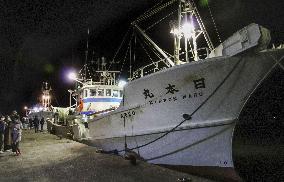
[12,116,22,156]
[29,117,33,129]
[54,110,59,124]
[4,115,12,151]
[0,115,7,154]
[33,116,39,133]
[40,117,45,131]
[10,110,19,123]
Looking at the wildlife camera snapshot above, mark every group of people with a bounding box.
[29,115,45,133]
[0,111,46,156]
[0,111,22,155]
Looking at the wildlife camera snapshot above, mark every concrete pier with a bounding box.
[0,130,216,182]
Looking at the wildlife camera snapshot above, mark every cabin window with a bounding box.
[113,90,118,97]
[106,89,111,96]
[119,90,123,98]
[84,90,88,97]
[90,89,96,96]
[98,88,104,96]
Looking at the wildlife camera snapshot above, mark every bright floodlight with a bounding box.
[118,80,127,88]
[68,72,77,80]
[170,28,179,35]
[24,106,28,110]
[33,107,39,112]
[182,22,194,38]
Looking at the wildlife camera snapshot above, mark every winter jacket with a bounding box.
[12,128,21,143]
[40,118,45,125]
[33,118,39,126]
[12,121,22,143]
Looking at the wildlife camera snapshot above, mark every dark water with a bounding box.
[233,65,284,181]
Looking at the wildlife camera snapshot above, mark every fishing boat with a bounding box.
[72,0,283,180]
[69,57,124,116]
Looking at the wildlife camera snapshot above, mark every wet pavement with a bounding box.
[0,130,216,182]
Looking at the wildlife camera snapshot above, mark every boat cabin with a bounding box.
[74,71,124,115]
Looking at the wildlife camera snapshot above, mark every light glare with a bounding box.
[68,72,77,80]
[118,80,127,88]
[182,22,194,38]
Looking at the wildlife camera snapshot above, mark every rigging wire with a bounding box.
[139,33,163,61]
[137,0,166,19]
[190,0,214,51]
[207,1,222,43]
[117,35,134,81]
[136,35,155,63]
[107,26,131,72]
[135,0,177,23]
[145,10,177,31]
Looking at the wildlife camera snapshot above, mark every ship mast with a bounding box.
[84,28,90,81]
[175,0,182,64]
[171,0,214,62]
[41,82,52,110]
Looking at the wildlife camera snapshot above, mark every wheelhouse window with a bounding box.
[112,90,118,97]
[90,89,96,96]
[106,89,111,96]
[97,88,104,96]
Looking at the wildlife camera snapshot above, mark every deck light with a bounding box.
[68,72,77,80]
[33,107,39,112]
[182,22,194,38]
[118,80,127,88]
[67,71,84,84]
[170,28,180,35]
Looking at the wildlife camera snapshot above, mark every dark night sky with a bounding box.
[0,0,283,115]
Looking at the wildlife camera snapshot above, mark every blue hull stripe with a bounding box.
[80,111,95,115]
[83,98,122,103]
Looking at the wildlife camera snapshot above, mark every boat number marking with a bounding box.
[121,111,136,119]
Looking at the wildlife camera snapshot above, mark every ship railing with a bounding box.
[131,47,209,80]
[83,80,118,86]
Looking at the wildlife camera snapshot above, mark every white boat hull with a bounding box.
[90,122,235,167]
[87,49,284,175]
